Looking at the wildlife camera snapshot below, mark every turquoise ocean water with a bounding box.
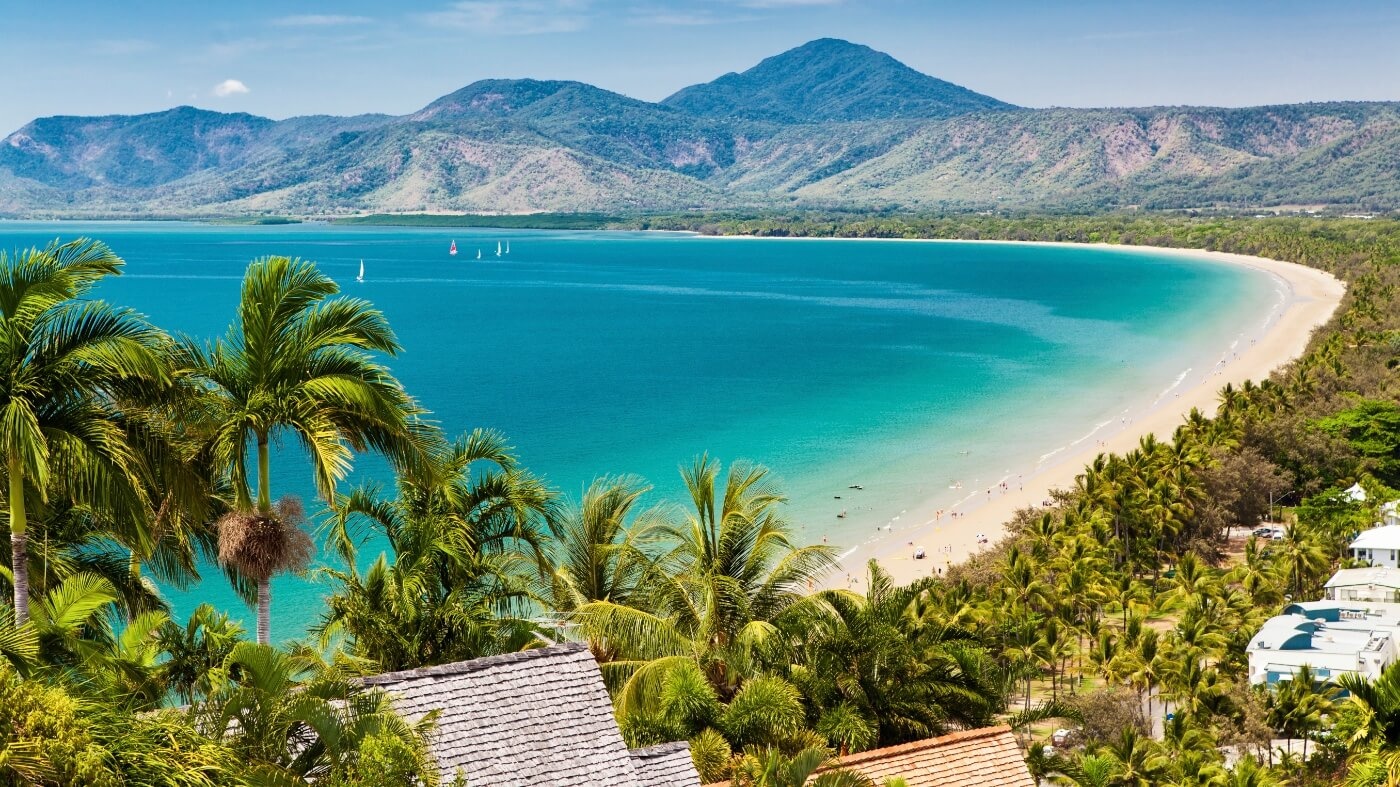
[0,223,1277,641]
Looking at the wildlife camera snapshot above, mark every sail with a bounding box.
[357,260,364,281]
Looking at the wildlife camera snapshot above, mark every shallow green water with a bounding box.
[0,223,1279,641]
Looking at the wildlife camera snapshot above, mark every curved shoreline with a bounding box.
[705,236,1346,587]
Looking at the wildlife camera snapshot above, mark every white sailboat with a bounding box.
[495,241,502,257]
[505,241,510,255]
[476,249,482,260]
[356,259,364,283]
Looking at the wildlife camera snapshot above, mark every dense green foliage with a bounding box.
[334,212,618,229]
[660,38,1013,123]
[5,215,1400,784]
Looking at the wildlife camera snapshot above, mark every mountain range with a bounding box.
[3,37,1399,217]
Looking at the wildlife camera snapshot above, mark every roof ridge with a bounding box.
[631,741,692,758]
[360,641,589,686]
[836,724,1015,766]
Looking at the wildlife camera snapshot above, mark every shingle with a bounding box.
[703,726,1033,787]
[631,742,702,787]
[361,642,702,787]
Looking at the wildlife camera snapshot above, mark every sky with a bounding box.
[2,0,1399,134]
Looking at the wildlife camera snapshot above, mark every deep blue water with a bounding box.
[0,222,1274,641]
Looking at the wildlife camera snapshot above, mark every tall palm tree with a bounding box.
[792,562,1001,749]
[576,455,837,704]
[539,475,667,614]
[186,255,431,644]
[320,429,550,670]
[0,238,172,623]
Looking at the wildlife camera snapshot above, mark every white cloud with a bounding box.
[272,14,373,26]
[212,79,251,97]
[417,1,590,35]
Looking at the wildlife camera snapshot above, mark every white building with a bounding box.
[1246,601,1400,685]
[1382,500,1400,528]
[1326,567,1400,603]
[1349,525,1400,569]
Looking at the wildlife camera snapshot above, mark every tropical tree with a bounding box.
[185,255,431,644]
[199,641,439,784]
[576,456,837,708]
[791,563,1002,749]
[729,745,873,787]
[320,429,550,670]
[0,238,172,623]
[159,602,247,704]
[539,474,667,613]
[1337,659,1400,753]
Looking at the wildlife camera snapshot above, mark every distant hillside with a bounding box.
[662,38,1014,122]
[2,38,1398,216]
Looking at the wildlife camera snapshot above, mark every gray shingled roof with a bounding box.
[631,742,702,787]
[361,642,699,787]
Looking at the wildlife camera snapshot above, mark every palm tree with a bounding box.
[199,641,438,783]
[731,745,873,787]
[0,239,172,623]
[320,429,550,670]
[1337,659,1400,752]
[576,455,836,705]
[792,563,1001,748]
[1101,727,1163,787]
[540,475,667,613]
[187,255,430,644]
[1273,524,1331,599]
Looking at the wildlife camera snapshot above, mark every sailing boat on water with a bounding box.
[476,248,482,260]
[495,241,502,257]
[505,241,510,255]
[356,259,364,283]
[449,240,458,256]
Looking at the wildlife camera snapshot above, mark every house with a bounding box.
[1346,483,1369,503]
[361,643,700,787]
[1246,600,1400,685]
[1325,567,1400,603]
[704,726,1034,787]
[1348,525,1400,568]
[1382,500,1400,528]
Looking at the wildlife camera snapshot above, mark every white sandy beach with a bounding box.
[783,240,1348,588]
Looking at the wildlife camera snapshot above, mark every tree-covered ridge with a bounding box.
[5,40,1400,215]
[4,216,1400,784]
[660,37,1015,123]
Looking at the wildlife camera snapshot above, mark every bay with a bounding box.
[0,222,1274,641]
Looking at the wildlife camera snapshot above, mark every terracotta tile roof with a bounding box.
[704,725,1032,787]
[362,643,700,787]
[833,726,1033,787]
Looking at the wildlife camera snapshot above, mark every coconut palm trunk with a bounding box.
[256,434,272,645]
[257,577,271,645]
[203,255,425,649]
[9,456,28,624]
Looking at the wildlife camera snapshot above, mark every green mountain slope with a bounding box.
[1,39,1398,216]
[662,38,1014,122]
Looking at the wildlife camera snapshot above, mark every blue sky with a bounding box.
[3,0,1399,133]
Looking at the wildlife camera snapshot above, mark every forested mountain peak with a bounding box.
[662,37,1015,123]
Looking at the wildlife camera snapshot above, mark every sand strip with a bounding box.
[795,241,1347,588]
